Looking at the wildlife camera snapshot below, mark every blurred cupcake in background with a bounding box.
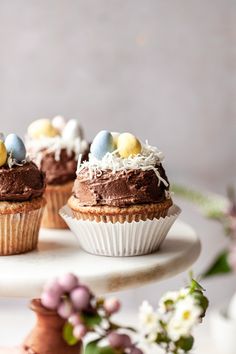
[62,130,180,256]
[0,133,46,255]
[26,116,89,229]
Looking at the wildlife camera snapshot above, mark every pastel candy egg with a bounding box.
[28,119,59,139]
[111,132,120,148]
[52,115,66,132]
[91,130,115,160]
[0,133,5,142]
[5,134,26,162]
[62,119,84,141]
[0,141,7,167]
[117,133,142,158]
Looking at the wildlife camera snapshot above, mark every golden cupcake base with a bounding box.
[41,181,73,229]
[68,196,173,224]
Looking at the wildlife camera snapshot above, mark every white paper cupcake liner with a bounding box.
[60,204,181,257]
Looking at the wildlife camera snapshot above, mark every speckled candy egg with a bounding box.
[117,133,142,158]
[28,119,59,139]
[62,119,83,141]
[91,130,115,160]
[0,133,5,142]
[5,134,26,162]
[0,141,7,167]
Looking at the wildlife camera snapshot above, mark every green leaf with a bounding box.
[203,250,232,278]
[109,321,136,333]
[84,340,116,354]
[189,278,205,293]
[62,322,78,346]
[193,292,209,315]
[176,335,194,351]
[82,312,102,329]
[155,332,169,344]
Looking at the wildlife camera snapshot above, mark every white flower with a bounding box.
[139,301,160,336]
[146,331,158,343]
[167,296,202,341]
[179,287,190,298]
[158,291,179,313]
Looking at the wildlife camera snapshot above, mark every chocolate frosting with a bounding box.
[0,162,45,202]
[73,164,170,207]
[40,148,89,185]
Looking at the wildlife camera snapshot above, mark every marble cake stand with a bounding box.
[0,219,200,298]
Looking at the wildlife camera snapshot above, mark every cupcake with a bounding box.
[26,116,89,229]
[62,130,180,256]
[0,133,46,255]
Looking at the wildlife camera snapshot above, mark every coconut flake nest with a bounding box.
[77,141,169,187]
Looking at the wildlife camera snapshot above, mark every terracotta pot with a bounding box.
[21,299,82,354]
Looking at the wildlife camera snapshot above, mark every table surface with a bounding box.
[0,219,200,298]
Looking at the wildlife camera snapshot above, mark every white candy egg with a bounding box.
[62,119,83,141]
[52,115,67,132]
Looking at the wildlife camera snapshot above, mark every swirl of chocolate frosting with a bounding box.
[0,162,45,202]
[73,164,170,207]
[39,148,89,185]
[40,149,78,185]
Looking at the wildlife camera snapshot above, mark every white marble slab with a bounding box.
[0,220,200,298]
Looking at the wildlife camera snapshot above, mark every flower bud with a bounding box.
[108,332,132,349]
[68,313,83,326]
[70,286,91,310]
[58,273,79,292]
[130,347,144,354]
[73,324,87,339]
[57,300,74,319]
[41,292,60,310]
[104,298,121,315]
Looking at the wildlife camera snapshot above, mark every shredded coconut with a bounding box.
[77,141,169,187]
[25,135,88,166]
[7,153,29,169]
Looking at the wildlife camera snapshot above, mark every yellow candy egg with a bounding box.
[28,119,60,139]
[0,141,7,167]
[117,133,142,158]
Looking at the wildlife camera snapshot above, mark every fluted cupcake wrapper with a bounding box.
[41,183,73,229]
[60,205,181,257]
[0,206,45,256]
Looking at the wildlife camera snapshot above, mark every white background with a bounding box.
[0,1,235,351]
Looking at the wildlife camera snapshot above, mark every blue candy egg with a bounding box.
[5,134,26,162]
[90,130,115,160]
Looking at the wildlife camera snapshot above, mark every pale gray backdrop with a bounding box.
[0,0,236,347]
